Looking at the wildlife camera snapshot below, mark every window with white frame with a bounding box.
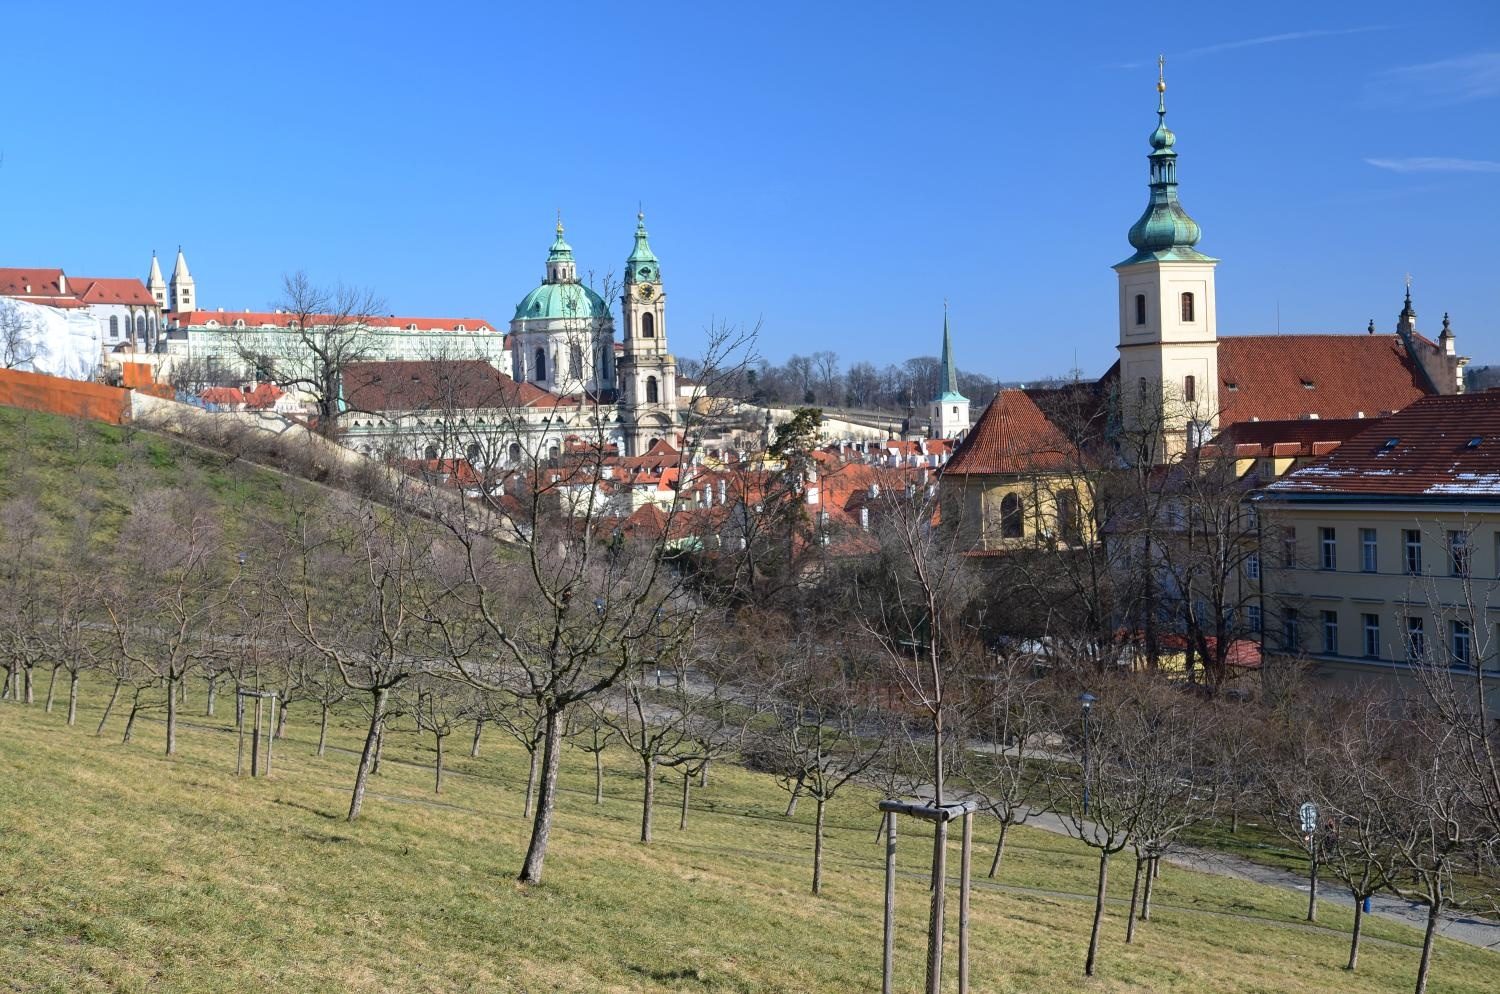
[1362,614,1381,659]
[1321,611,1339,654]
[1406,616,1425,662]
[1246,552,1260,580]
[1448,530,1471,577]
[1452,619,1473,667]
[1320,527,1337,570]
[1404,529,1422,575]
[1360,528,1377,573]
[1282,608,1299,651]
[1247,603,1262,632]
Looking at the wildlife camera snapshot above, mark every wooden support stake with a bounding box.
[958,811,973,994]
[882,811,896,994]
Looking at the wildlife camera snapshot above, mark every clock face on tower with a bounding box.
[637,284,655,301]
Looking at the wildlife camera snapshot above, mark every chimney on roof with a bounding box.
[57,274,67,294]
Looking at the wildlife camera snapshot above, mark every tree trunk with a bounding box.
[275,701,289,739]
[347,689,387,823]
[470,718,483,758]
[371,721,385,776]
[23,664,34,704]
[317,704,330,757]
[594,750,604,804]
[926,819,949,994]
[1126,857,1143,943]
[1306,851,1319,923]
[988,820,1009,878]
[679,770,691,830]
[812,796,827,895]
[1085,851,1110,977]
[786,782,802,817]
[206,674,217,717]
[166,673,179,756]
[434,733,445,794]
[1231,804,1240,835]
[1347,897,1364,971]
[641,755,656,844]
[1414,901,1440,994]
[96,679,122,736]
[122,690,143,744]
[44,665,59,713]
[699,759,710,789]
[67,672,79,726]
[518,709,564,884]
[1,661,12,699]
[1140,854,1156,921]
[524,747,538,819]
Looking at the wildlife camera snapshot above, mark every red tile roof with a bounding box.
[1217,334,1430,425]
[168,310,495,333]
[1265,393,1500,498]
[69,277,157,307]
[343,360,548,412]
[943,389,1071,475]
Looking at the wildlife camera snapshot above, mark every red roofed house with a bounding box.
[1254,392,1500,706]
[0,265,163,352]
[939,389,1091,552]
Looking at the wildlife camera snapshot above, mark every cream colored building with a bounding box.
[1254,393,1500,709]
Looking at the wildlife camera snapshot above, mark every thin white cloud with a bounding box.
[1365,156,1500,174]
[1369,51,1500,106]
[1181,26,1389,58]
[1109,26,1389,69]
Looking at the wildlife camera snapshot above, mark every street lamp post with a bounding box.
[1079,692,1097,815]
[1299,800,1319,922]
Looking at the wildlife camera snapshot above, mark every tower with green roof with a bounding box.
[1114,57,1219,464]
[617,210,678,456]
[509,216,616,397]
[928,305,969,439]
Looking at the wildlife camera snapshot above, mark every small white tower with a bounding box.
[929,305,969,440]
[169,247,196,313]
[146,251,167,309]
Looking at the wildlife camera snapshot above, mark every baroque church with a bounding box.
[508,213,679,457]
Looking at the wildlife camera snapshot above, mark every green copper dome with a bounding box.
[1118,62,1215,267]
[513,281,610,321]
[548,219,574,262]
[625,211,660,284]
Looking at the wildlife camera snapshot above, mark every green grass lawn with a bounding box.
[3,683,1497,994]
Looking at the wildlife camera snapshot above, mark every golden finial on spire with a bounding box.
[1157,54,1166,93]
[556,209,564,235]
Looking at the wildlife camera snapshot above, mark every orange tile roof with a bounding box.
[69,276,157,307]
[1217,334,1430,425]
[343,359,548,412]
[943,389,1071,475]
[1265,392,1500,498]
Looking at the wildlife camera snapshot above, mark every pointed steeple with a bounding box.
[168,246,196,312]
[625,209,660,284]
[935,303,966,403]
[545,215,577,283]
[1120,57,1213,266]
[146,251,166,308]
[1397,276,1417,336]
[171,246,192,282]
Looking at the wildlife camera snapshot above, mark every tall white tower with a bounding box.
[1114,58,1218,464]
[929,306,969,439]
[169,247,196,313]
[146,251,167,309]
[617,211,678,456]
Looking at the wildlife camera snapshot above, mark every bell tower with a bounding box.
[169,246,196,313]
[1114,58,1219,464]
[617,211,678,456]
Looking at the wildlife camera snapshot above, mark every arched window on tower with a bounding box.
[642,312,655,338]
[108,315,119,339]
[135,315,146,340]
[1183,374,1196,403]
[534,347,547,382]
[646,376,659,403]
[1058,488,1082,545]
[1180,292,1195,322]
[508,442,522,464]
[1135,294,1146,326]
[1000,493,1024,539]
[569,342,583,379]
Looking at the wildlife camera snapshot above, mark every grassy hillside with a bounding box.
[3,685,1497,994]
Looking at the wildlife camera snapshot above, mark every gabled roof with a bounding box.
[69,277,157,307]
[1217,334,1431,425]
[943,389,1071,475]
[343,360,548,412]
[1264,393,1500,498]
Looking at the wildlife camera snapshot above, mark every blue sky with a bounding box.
[1,1,1495,380]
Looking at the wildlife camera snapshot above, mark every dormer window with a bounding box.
[1225,381,1239,391]
[407,323,418,331]
[1300,379,1315,389]
[456,324,466,332]
[234,319,246,328]
[1180,292,1195,322]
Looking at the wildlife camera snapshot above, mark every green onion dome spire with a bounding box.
[548,212,574,264]
[625,209,660,284]
[1120,57,1214,266]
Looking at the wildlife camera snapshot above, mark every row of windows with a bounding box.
[992,490,1084,542]
[1282,608,1481,666]
[528,344,613,384]
[1133,291,1195,326]
[624,312,657,338]
[1291,526,1488,577]
[107,314,157,339]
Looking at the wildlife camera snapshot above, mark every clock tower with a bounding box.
[617,211,679,456]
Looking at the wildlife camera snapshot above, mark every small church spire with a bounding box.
[1121,57,1211,265]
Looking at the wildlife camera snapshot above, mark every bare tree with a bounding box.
[0,298,43,370]
[566,700,619,805]
[234,271,385,438]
